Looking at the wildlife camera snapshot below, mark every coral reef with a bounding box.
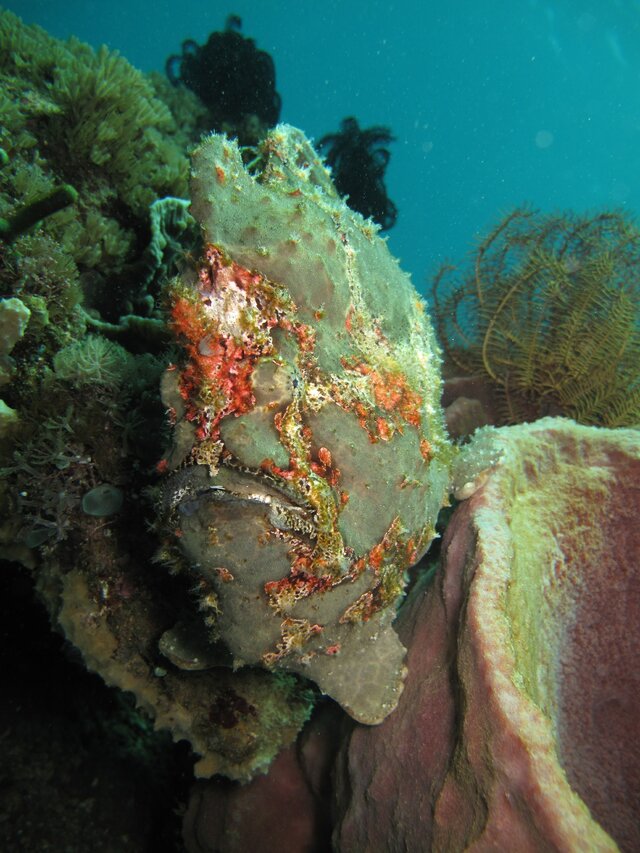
[432,208,640,426]
[166,15,281,147]
[1,319,314,780]
[0,13,318,785]
[0,8,194,325]
[0,10,186,214]
[317,117,398,230]
[2,11,638,847]
[1,112,449,783]
[334,418,639,852]
[158,124,451,724]
[0,11,197,561]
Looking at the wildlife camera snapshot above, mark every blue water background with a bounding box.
[5,0,640,297]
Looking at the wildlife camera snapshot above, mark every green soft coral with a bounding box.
[0,8,192,304]
[0,11,189,213]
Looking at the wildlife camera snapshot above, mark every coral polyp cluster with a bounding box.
[158,125,451,724]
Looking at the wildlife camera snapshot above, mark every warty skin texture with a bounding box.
[159,125,452,724]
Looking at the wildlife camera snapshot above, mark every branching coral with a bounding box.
[432,208,640,427]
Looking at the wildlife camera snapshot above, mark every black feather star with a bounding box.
[318,117,398,231]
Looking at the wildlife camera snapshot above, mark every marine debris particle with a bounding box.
[159,124,452,724]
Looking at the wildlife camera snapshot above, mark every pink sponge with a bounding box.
[336,418,640,851]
